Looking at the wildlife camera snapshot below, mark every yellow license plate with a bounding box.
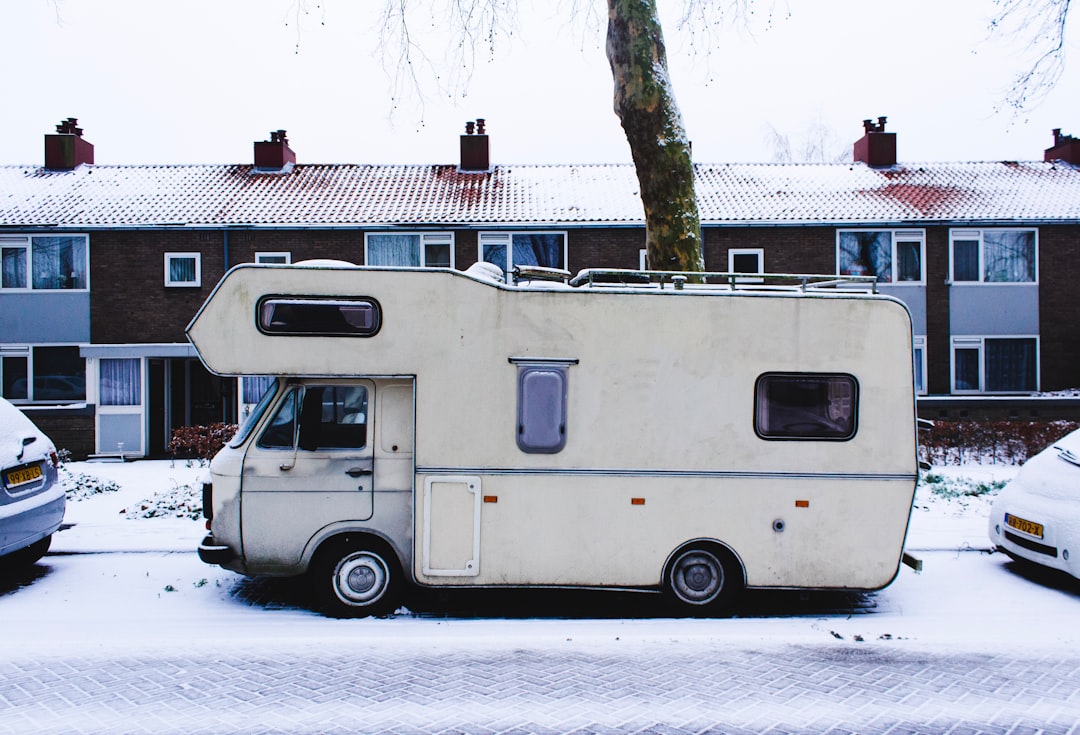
[4,464,42,489]
[1005,513,1044,539]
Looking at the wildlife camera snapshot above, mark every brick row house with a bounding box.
[2,117,1079,458]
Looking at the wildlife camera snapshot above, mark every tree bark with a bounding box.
[606,0,704,272]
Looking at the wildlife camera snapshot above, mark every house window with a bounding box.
[913,336,927,395]
[165,253,202,287]
[99,358,141,406]
[754,373,858,441]
[951,337,1038,393]
[242,375,277,405]
[365,233,453,268]
[837,230,923,283]
[728,248,764,282]
[256,252,291,265]
[0,235,88,290]
[1,345,85,402]
[950,230,1037,283]
[480,232,567,282]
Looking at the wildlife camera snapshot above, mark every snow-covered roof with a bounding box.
[1,160,1077,229]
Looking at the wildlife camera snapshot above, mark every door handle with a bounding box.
[345,467,373,478]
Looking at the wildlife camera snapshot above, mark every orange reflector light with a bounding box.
[795,500,810,508]
[631,497,645,505]
[483,495,498,504]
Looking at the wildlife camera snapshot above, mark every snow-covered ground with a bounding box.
[3,459,1077,659]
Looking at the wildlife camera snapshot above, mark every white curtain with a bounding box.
[100,358,140,406]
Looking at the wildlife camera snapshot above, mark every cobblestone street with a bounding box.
[3,630,1080,733]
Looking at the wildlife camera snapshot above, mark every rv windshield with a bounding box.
[229,379,280,448]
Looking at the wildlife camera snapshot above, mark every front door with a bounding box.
[240,380,376,569]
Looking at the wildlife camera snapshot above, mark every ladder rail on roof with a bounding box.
[567,268,879,294]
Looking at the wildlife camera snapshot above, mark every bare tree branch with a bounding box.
[990,0,1072,110]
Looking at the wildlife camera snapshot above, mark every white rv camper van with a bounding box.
[188,262,919,617]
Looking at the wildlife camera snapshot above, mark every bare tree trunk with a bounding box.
[606,0,704,272]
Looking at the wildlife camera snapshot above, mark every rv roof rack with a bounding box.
[568,268,879,293]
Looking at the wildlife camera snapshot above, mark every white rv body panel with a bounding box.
[190,264,918,608]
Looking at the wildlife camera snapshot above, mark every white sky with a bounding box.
[0,0,1076,167]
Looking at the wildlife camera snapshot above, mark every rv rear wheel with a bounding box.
[311,537,402,618]
[665,545,743,615]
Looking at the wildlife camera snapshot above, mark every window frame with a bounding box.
[950,336,1040,394]
[949,229,1039,284]
[364,232,455,269]
[256,296,383,338]
[0,234,89,291]
[0,343,86,404]
[754,372,860,442]
[256,252,292,265]
[728,248,764,283]
[164,252,202,287]
[913,336,927,396]
[479,231,568,283]
[836,229,925,284]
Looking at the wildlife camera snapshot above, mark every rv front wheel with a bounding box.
[311,538,402,618]
[665,545,742,615]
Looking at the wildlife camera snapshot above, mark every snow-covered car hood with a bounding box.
[1003,427,1080,503]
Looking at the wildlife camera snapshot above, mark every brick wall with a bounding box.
[1036,224,1080,391]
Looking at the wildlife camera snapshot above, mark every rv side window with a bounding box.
[755,373,858,441]
[257,297,381,337]
[296,385,368,451]
[516,365,569,454]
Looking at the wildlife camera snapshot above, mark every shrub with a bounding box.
[919,420,1079,466]
[167,423,238,462]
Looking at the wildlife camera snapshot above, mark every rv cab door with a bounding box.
[238,381,376,569]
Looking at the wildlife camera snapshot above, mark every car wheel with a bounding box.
[311,537,402,618]
[1,536,52,573]
[665,545,742,615]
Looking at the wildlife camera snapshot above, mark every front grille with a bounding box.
[1005,530,1058,558]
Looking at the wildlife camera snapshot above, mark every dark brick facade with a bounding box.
[87,221,1080,401]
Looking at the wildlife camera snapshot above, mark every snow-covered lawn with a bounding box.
[1,459,1073,659]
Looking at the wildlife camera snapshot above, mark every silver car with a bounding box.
[0,398,64,570]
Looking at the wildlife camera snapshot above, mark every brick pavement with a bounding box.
[2,643,1079,734]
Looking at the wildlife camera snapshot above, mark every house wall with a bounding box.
[1037,224,1080,392]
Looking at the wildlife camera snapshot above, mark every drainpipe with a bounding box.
[223,230,230,271]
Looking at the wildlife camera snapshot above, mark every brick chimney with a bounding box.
[853,116,897,167]
[44,118,94,170]
[460,119,490,172]
[254,130,296,169]
[1044,129,1080,165]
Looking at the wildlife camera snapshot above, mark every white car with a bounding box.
[0,398,64,571]
[988,428,1080,580]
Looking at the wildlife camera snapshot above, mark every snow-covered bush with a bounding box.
[122,479,202,520]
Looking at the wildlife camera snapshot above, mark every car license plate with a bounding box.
[4,463,43,489]
[1005,513,1044,539]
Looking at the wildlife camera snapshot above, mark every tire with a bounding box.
[1,535,52,573]
[310,537,402,618]
[665,544,743,615]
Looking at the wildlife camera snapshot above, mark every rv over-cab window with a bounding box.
[257,297,381,337]
[512,359,576,454]
[754,373,858,441]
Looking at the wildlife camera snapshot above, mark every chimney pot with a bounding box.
[853,115,896,167]
[254,129,296,169]
[44,118,94,170]
[1045,128,1080,165]
[460,118,490,172]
